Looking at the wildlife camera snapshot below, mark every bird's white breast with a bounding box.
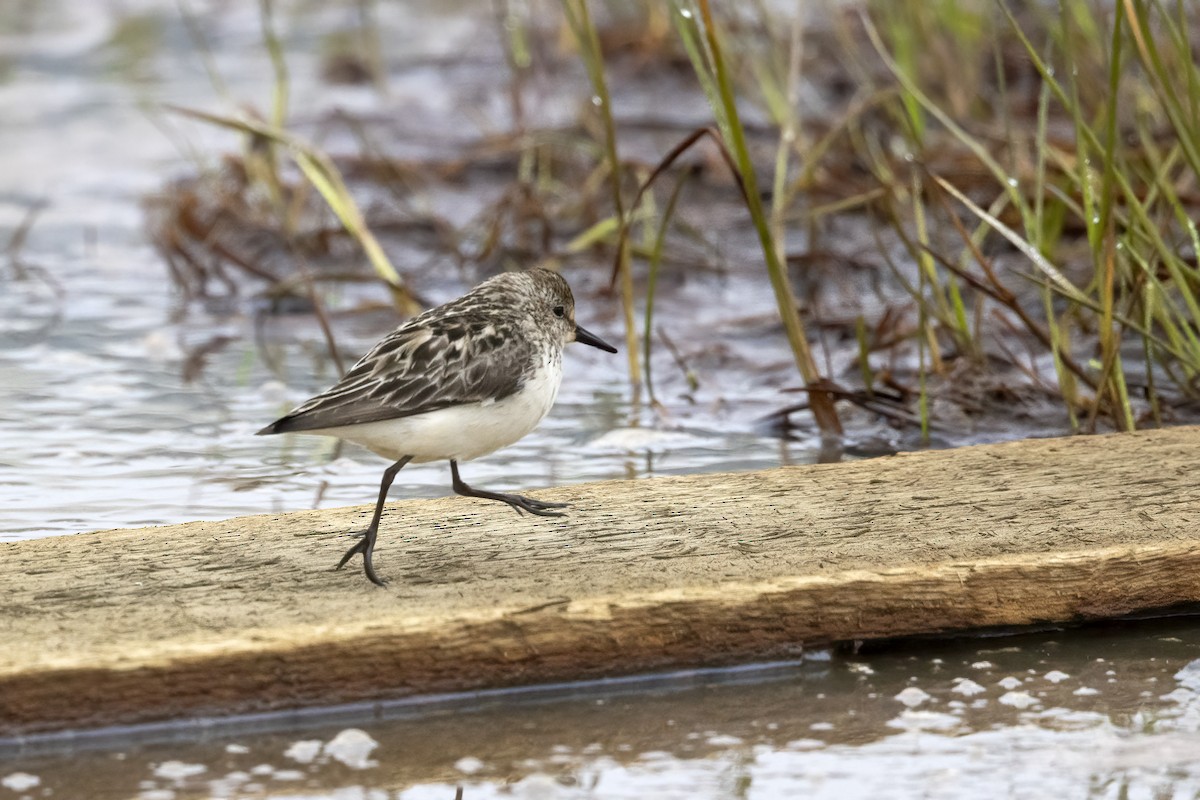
[315,349,564,463]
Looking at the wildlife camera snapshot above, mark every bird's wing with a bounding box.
[259,314,532,434]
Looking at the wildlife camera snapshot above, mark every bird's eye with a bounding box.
[553,305,565,318]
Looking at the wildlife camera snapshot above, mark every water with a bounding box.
[7,618,1200,798]
[0,1,814,542]
[0,1,1073,541]
[0,3,1183,798]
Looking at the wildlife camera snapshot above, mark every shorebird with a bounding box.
[258,268,617,585]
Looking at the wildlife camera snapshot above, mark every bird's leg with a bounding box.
[337,455,413,586]
[449,460,568,517]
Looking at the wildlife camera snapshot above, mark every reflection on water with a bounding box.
[6,617,1200,799]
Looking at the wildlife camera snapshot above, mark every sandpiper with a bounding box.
[258,268,617,586]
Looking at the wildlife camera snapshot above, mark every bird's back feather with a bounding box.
[258,303,535,435]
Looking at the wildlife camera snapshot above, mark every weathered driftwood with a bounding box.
[4,427,1200,735]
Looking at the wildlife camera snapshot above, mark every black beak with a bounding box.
[575,323,617,353]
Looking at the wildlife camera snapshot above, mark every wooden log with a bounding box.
[4,426,1200,735]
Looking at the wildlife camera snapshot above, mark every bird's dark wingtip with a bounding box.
[256,419,284,436]
[258,412,327,436]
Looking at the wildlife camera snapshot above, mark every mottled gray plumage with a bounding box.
[259,269,569,435]
[256,268,618,587]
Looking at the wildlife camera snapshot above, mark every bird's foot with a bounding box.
[337,529,387,587]
[449,463,569,517]
[494,492,569,517]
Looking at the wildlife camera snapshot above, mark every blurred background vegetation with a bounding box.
[145,0,1200,442]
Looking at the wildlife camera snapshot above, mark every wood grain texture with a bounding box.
[4,426,1200,734]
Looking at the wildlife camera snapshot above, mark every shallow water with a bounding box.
[0,3,1188,798]
[0,0,1073,541]
[0,1,813,542]
[7,617,1200,799]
